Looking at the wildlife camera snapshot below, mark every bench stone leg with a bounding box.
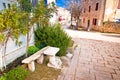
[36,54,44,64]
[47,56,62,69]
[49,56,56,65]
[28,61,35,72]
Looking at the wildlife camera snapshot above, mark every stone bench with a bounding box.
[43,47,62,69]
[22,46,62,72]
[22,46,50,72]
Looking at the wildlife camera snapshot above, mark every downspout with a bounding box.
[101,0,106,26]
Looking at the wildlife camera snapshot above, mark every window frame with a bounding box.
[89,6,91,12]
[3,3,6,8]
[93,18,97,25]
[8,4,11,9]
[95,3,99,11]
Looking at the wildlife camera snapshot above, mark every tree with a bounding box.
[66,0,82,29]
[19,0,32,13]
[34,0,55,27]
[18,0,55,57]
[0,5,27,70]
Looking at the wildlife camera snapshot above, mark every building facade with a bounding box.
[0,0,18,10]
[81,0,120,31]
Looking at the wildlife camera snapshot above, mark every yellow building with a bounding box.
[81,0,120,31]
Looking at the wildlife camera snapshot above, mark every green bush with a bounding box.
[34,24,71,56]
[27,46,39,55]
[0,76,6,80]
[0,66,29,80]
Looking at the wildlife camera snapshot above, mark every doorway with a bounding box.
[87,20,90,31]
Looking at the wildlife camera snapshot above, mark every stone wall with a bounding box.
[81,0,120,31]
[81,0,105,30]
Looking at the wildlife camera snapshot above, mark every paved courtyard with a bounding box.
[57,29,120,80]
[58,38,120,80]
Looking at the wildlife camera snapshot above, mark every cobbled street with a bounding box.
[58,29,120,80]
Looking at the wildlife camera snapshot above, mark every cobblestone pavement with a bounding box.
[57,38,120,80]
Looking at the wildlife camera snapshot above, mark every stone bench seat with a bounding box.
[22,46,50,72]
[22,46,62,72]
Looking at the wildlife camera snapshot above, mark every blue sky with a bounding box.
[56,0,80,8]
[56,0,69,8]
[44,0,70,8]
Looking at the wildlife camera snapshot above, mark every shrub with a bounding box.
[69,40,74,47]
[0,66,29,80]
[0,76,6,80]
[27,46,39,55]
[34,24,71,56]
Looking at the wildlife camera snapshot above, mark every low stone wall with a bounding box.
[100,22,120,34]
[91,22,120,34]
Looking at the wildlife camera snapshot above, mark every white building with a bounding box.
[0,0,18,10]
[47,0,56,4]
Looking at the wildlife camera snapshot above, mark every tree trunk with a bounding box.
[3,38,8,69]
[71,14,73,26]
[2,29,11,69]
[26,31,29,57]
[26,27,31,57]
[0,44,3,71]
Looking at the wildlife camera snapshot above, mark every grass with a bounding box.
[25,56,61,80]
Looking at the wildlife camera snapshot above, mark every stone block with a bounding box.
[36,54,44,64]
[28,61,35,72]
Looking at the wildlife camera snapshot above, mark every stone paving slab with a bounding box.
[57,38,120,80]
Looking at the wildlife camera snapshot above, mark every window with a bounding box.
[95,3,99,11]
[32,0,38,7]
[83,18,85,23]
[8,4,10,8]
[3,3,6,8]
[93,18,97,25]
[118,0,120,9]
[89,6,91,12]
[84,8,86,13]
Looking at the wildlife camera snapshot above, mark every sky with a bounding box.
[44,0,81,8]
[56,0,80,8]
[56,0,67,8]
[44,0,70,8]
[56,0,66,8]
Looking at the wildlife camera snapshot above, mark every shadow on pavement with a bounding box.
[101,34,120,38]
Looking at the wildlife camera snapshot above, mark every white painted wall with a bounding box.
[47,0,56,4]
[0,27,35,67]
[0,0,18,10]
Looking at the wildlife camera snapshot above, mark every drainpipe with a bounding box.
[101,0,106,26]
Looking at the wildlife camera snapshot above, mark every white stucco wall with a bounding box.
[0,27,35,67]
[0,0,18,10]
[47,0,56,4]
